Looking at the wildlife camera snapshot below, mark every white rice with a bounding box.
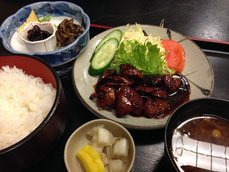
[0,65,56,150]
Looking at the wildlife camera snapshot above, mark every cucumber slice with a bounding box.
[94,29,122,53]
[89,38,119,76]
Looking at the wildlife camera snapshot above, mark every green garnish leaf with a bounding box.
[38,15,51,22]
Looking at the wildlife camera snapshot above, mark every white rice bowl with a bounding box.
[0,65,56,150]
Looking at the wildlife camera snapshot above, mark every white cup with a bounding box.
[18,22,57,53]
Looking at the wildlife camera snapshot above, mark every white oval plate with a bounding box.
[72,25,214,130]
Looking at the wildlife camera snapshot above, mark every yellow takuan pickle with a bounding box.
[76,144,105,172]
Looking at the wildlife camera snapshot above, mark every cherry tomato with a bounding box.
[161,39,185,73]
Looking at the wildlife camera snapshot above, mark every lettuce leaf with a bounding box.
[109,40,174,75]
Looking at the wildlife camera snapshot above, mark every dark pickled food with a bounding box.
[27,25,52,41]
[55,19,84,48]
[90,64,190,118]
[171,116,229,172]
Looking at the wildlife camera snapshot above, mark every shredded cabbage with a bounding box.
[121,24,164,52]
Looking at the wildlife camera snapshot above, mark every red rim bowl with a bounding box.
[0,54,66,171]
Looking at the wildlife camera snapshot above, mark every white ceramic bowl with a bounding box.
[18,22,56,53]
[64,119,135,172]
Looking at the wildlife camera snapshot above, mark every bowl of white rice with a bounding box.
[0,54,66,171]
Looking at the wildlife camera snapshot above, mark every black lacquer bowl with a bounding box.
[164,98,229,172]
[0,54,66,171]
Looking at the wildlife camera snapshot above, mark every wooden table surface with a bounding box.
[0,0,229,171]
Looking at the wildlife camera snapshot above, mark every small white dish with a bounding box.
[18,22,56,53]
[64,119,135,172]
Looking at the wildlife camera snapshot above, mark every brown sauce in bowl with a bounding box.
[171,116,229,172]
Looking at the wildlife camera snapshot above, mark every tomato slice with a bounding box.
[161,39,185,73]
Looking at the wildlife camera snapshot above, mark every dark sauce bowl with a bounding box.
[164,98,229,172]
[0,54,66,171]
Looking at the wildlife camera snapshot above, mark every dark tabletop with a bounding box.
[0,0,229,172]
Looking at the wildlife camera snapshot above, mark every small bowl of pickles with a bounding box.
[0,1,90,75]
[64,119,135,172]
[18,22,57,53]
